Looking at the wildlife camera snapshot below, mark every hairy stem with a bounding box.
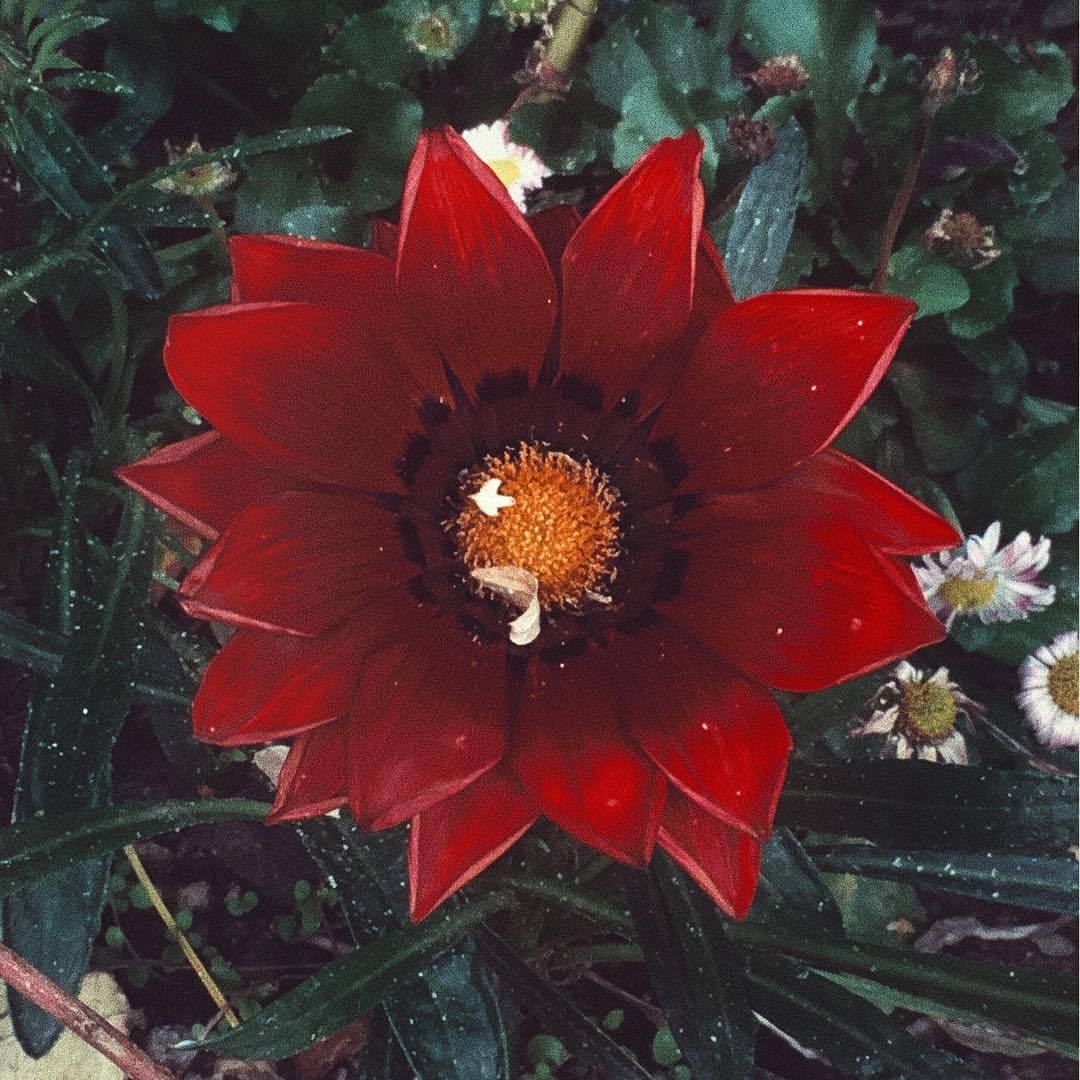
[0,940,175,1080]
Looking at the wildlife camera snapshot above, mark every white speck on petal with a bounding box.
[469,477,515,517]
[471,565,541,645]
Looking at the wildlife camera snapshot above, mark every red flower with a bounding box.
[119,128,958,921]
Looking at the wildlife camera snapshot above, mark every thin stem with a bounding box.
[0,940,176,1080]
[870,104,933,292]
[494,874,633,931]
[580,969,667,1028]
[544,0,599,75]
[124,845,240,1029]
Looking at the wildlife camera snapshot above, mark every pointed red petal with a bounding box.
[654,290,916,490]
[612,622,791,837]
[179,492,411,635]
[658,787,763,919]
[165,301,441,490]
[408,768,537,921]
[510,652,664,866]
[266,720,349,823]
[701,449,961,555]
[193,600,405,745]
[229,234,398,311]
[396,126,555,387]
[658,510,947,692]
[560,132,704,404]
[637,230,736,413]
[345,609,507,829]
[116,431,293,541]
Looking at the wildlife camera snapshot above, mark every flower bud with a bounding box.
[749,54,810,96]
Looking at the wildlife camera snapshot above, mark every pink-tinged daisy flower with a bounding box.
[852,661,980,764]
[119,128,958,922]
[1017,631,1080,750]
[915,522,1055,630]
[461,119,551,211]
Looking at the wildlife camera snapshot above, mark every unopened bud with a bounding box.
[749,54,810,96]
[726,115,776,164]
[409,7,458,57]
[923,209,1001,269]
[153,138,235,198]
[923,47,981,114]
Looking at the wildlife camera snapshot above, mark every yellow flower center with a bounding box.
[898,681,957,741]
[488,157,523,189]
[454,444,621,610]
[938,572,997,612]
[1048,652,1079,717]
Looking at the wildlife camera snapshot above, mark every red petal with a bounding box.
[701,449,961,555]
[345,609,507,830]
[637,230,736,414]
[165,301,441,490]
[179,492,411,635]
[528,203,582,282]
[408,767,537,921]
[369,218,399,259]
[116,431,292,541]
[658,509,946,692]
[658,787,763,919]
[612,622,791,837]
[654,290,916,490]
[229,234,398,312]
[510,652,664,865]
[396,126,555,388]
[193,602,405,745]
[266,720,349,823]
[559,132,704,404]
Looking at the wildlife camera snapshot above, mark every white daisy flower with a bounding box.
[1017,631,1079,750]
[914,521,1055,630]
[462,119,551,211]
[852,661,982,764]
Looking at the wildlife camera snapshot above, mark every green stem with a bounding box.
[543,0,599,75]
[495,875,633,931]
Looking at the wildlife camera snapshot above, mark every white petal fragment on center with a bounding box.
[471,565,541,646]
[469,477,516,517]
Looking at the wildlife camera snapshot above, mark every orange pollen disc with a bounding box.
[453,443,622,610]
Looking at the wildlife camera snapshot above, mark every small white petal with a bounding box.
[471,565,541,646]
[469,477,515,517]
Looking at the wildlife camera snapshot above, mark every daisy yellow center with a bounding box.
[1048,652,1079,717]
[939,572,997,612]
[898,681,957,741]
[454,444,621,610]
[488,157,523,188]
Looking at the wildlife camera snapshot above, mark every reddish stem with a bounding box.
[0,940,175,1080]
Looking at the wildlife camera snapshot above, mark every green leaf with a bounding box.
[4,483,152,1056]
[194,894,509,1059]
[292,75,421,214]
[809,847,1079,914]
[937,41,1074,138]
[885,246,970,318]
[0,327,99,414]
[823,873,924,947]
[0,799,270,900]
[509,82,606,176]
[298,816,510,1080]
[957,332,1028,408]
[587,0,737,112]
[778,761,1078,851]
[749,828,844,936]
[722,119,806,299]
[323,9,424,83]
[746,954,982,1079]
[888,359,987,474]
[729,922,1078,1045]
[955,417,1079,537]
[611,76,712,175]
[1002,177,1078,294]
[1007,129,1066,207]
[478,929,654,1080]
[945,251,1019,340]
[627,857,756,1080]
[741,0,876,203]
